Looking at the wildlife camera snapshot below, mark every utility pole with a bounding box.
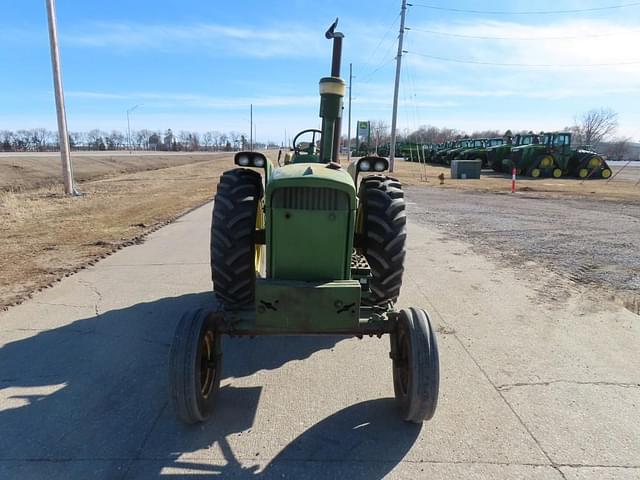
[250,104,253,150]
[347,63,353,162]
[126,104,141,151]
[46,0,76,195]
[389,0,407,172]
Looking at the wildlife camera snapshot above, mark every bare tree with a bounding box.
[0,130,14,151]
[572,108,618,148]
[471,129,502,139]
[228,131,241,150]
[370,120,390,151]
[189,131,200,151]
[202,131,215,150]
[86,129,106,150]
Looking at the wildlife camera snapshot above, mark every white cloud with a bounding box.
[66,90,319,109]
[60,22,324,59]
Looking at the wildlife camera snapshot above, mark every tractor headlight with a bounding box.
[234,151,268,169]
[359,159,371,171]
[374,160,387,171]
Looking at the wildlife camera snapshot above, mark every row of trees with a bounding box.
[2,109,635,159]
[0,128,263,152]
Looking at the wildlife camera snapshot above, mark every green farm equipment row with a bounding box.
[402,133,612,179]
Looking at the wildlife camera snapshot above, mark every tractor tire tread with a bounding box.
[359,175,407,306]
[211,168,262,307]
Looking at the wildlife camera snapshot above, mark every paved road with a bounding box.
[1,200,639,479]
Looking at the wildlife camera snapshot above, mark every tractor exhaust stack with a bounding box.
[319,18,345,164]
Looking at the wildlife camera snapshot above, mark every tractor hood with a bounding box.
[265,162,356,282]
[266,162,356,208]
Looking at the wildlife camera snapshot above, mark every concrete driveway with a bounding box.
[1,199,638,479]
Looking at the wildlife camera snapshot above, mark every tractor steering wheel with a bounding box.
[292,129,322,156]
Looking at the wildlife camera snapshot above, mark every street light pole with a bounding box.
[126,104,141,151]
[45,0,76,195]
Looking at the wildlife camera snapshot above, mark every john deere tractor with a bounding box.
[540,132,612,179]
[168,19,439,426]
[486,136,513,172]
[503,133,561,178]
[456,138,505,168]
[442,139,471,166]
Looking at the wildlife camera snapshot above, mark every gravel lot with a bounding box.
[406,187,640,313]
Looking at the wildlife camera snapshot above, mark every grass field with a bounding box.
[1,151,639,310]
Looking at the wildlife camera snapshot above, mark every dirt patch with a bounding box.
[0,154,240,310]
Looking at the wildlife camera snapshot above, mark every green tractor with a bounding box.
[442,139,471,166]
[433,141,455,165]
[486,136,513,172]
[540,132,612,179]
[505,133,562,178]
[400,142,425,162]
[168,19,440,426]
[456,138,505,168]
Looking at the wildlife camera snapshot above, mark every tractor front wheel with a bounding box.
[168,309,222,424]
[358,175,407,306]
[391,308,439,423]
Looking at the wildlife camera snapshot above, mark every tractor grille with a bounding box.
[272,187,349,211]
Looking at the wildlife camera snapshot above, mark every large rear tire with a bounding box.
[358,175,407,306]
[211,168,263,307]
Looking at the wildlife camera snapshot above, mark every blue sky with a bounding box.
[1,0,639,143]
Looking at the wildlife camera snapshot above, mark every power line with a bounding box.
[358,14,401,85]
[407,26,640,40]
[358,56,396,85]
[408,51,640,67]
[363,13,400,65]
[408,2,640,15]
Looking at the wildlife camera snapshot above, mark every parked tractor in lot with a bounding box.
[456,138,505,168]
[431,141,455,165]
[501,133,556,177]
[541,132,612,179]
[442,139,472,166]
[168,19,439,426]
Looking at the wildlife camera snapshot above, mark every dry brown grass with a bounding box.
[0,155,234,309]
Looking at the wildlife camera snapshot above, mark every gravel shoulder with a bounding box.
[405,186,640,314]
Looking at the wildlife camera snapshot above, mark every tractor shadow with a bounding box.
[156,397,421,479]
[0,292,421,478]
[0,293,340,473]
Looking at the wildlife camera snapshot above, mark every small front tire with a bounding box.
[168,309,222,424]
[391,308,439,423]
